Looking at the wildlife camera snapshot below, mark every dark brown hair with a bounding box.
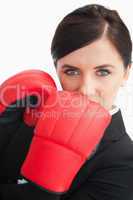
[51,4,132,68]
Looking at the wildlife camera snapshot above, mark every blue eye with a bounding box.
[64,69,80,76]
[97,69,111,76]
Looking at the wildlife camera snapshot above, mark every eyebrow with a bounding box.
[61,64,115,69]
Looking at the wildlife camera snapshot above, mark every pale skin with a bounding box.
[56,36,131,111]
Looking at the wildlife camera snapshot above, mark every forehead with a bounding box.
[57,37,123,69]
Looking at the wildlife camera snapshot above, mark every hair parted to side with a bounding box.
[51,4,132,68]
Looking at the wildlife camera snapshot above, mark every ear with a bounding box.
[121,64,132,87]
[123,64,132,81]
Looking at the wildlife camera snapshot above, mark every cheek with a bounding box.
[58,74,81,91]
[100,79,122,109]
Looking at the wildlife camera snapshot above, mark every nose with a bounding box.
[77,75,99,98]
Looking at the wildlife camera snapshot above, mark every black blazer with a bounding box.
[0,109,133,200]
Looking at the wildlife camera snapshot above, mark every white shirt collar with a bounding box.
[109,105,120,115]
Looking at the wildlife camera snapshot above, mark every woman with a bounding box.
[0,4,133,200]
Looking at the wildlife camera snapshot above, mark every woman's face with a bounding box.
[56,37,130,111]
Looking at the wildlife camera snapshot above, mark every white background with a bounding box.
[0,0,133,138]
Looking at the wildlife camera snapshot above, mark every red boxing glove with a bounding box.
[21,90,111,193]
[0,69,57,126]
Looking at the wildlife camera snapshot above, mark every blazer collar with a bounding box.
[100,109,126,143]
